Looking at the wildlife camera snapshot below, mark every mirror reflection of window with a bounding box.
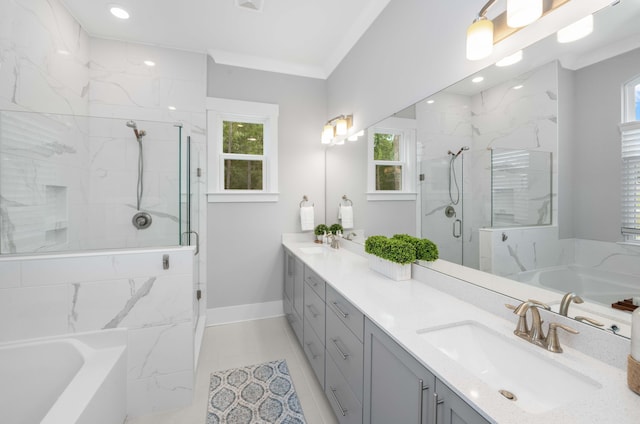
[373,132,403,190]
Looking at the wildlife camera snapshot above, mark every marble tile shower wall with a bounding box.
[417,61,558,269]
[0,247,196,416]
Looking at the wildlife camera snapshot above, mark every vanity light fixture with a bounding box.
[321,114,353,145]
[472,76,485,83]
[466,0,570,61]
[557,14,593,43]
[495,50,523,67]
[143,60,156,67]
[348,130,365,142]
[109,6,130,20]
[507,0,543,28]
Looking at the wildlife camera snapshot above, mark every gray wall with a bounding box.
[571,47,640,242]
[206,58,327,308]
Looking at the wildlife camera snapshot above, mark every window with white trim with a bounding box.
[621,76,640,241]
[207,98,279,202]
[367,117,417,201]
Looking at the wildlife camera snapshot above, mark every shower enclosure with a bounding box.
[420,149,467,265]
[0,110,198,255]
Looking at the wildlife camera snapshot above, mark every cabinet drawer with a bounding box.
[304,266,326,300]
[326,355,363,424]
[284,250,294,302]
[284,296,303,345]
[303,317,325,388]
[326,309,364,403]
[304,283,326,342]
[327,285,364,343]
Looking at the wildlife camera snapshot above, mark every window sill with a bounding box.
[207,192,279,203]
[366,192,417,201]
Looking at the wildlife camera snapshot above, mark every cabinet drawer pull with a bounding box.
[432,392,444,424]
[418,379,429,424]
[331,301,349,318]
[305,342,320,360]
[307,276,319,287]
[329,386,348,417]
[305,304,320,318]
[330,338,350,360]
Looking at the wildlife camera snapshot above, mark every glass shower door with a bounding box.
[420,154,464,265]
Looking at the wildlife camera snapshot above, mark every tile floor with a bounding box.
[125,317,339,424]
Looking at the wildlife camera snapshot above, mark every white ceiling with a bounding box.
[60,0,392,79]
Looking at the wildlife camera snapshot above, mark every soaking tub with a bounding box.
[0,329,127,424]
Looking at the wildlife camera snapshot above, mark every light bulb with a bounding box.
[321,124,333,144]
[557,15,593,44]
[507,0,542,28]
[335,118,348,136]
[466,18,494,61]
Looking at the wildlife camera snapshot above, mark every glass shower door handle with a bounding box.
[453,219,462,238]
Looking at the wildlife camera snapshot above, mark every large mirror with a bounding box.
[325,0,640,338]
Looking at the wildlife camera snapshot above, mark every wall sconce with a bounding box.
[321,114,353,145]
[466,0,570,61]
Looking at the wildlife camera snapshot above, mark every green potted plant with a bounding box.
[365,235,417,280]
[392,234,439,262]
[314,224,329,242]
[329,223,343,235]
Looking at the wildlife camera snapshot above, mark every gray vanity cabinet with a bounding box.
[303,267,326,388]
[434,380,490,424]
[364,318,490,424]
[284,249,304,345]
[364,317,435,424]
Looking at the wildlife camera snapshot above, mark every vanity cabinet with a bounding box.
[303,266,326,387]
[325,285,364,424]
[364,318,490,424]
[284,249,304,345]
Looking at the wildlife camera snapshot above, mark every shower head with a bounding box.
[126,120,145,141]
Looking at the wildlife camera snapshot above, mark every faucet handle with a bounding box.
[544,322,579,353]
[575,316,604,327]
[506,304,530,338]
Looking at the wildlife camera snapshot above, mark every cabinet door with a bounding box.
[435,379,490,424]
[293,257,304,318]
[364,318,435,424]
[284,250,294,302]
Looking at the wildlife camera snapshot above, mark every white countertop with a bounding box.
[282,238,640,423]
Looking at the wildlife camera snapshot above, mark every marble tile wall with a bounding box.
[0,247,196,417]
[417,61,558,270]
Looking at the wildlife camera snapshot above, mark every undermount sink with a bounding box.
[299,246,327,255]
[417,321,601,414]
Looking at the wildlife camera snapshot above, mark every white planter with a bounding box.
[367,254,412,281]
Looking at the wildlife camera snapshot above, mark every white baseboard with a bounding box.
[206,300,284,326]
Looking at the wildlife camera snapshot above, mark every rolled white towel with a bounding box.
[300,206,314,231]
[339,205,354,229]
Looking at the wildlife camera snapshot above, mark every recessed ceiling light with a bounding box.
[496,50,523,67]
[143,60,155,67]
[472,76,484,83]
[513,85,524,90]
[426,100,435,104]
[57,49,70,56]
[110,6,130,20]
[168,106,176,111]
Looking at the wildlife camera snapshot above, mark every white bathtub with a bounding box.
[0,330,127,424]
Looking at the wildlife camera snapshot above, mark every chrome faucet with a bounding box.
[345,232,357,241]
[559,292,583,316]
[512,300,551,346]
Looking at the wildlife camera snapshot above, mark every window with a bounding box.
[207,98,279,202]
[621,76,640,241]
[367,117,416,201]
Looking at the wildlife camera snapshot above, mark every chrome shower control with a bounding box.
[132,211,152,229]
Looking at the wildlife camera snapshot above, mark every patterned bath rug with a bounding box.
[207,359,307,424]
